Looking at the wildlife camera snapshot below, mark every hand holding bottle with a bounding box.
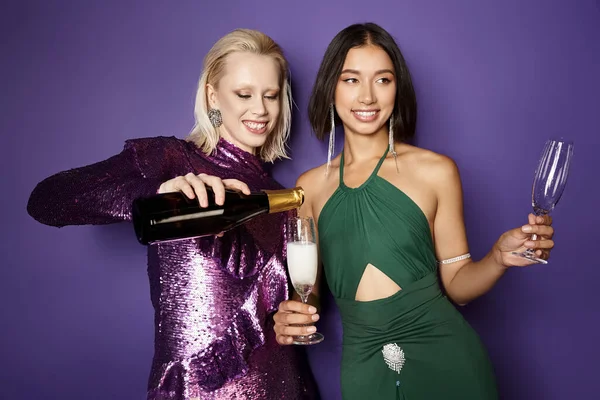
[133,176,304,245]
[158,173,251,207]
[156,173,251,238]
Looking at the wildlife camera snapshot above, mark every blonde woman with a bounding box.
[27,29,317,400]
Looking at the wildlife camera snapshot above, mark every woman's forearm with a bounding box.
[27,146,159,227]
[444,245,508,305]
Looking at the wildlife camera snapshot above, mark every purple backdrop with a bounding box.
[3,1,599,399]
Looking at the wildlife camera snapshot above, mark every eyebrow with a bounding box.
[234,85,281,92]
[340,68,395,75]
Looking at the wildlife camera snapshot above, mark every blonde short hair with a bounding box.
[186,29,292,162]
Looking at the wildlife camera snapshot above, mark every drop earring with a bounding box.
[326,104,335,176]
[389,115,399,173]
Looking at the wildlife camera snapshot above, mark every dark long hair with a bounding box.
[308,23,417,143]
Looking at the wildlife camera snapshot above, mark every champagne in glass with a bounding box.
[286,216,324,345]
[512,139,574,264]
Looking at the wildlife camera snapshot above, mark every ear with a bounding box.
[206,83,219,109]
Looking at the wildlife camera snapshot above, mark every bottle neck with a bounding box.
[264,187,304,213]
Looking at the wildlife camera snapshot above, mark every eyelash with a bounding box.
[237,94,279,100]
[342,78,392,84]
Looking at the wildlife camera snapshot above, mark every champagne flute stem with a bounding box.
[294,292,312,340]
[524,210,546,255]
[529,209,549,241]
[530,233,538,241]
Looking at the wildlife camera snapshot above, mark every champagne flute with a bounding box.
[512,138,574,264]
[286,216,324,345]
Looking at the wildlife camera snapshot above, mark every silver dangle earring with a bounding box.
[326,104,335,176]
[389,115,399,173]
[208,108,223,128]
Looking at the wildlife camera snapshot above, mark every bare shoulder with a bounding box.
[296,157,341,217]
[296,154,341,191]
[296,163,327,188]
[399,144,460,185]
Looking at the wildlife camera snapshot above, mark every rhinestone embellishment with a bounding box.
[382,343,406,374]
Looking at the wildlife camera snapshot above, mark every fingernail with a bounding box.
[311,314,320,321]
[308,306,317,314]
[522,225,532,233]
[307,326,317,333]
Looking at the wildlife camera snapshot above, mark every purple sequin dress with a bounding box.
[27,136,318,400]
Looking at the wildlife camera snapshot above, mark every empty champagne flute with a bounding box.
[512,138,574,264]
[286,216,324,345]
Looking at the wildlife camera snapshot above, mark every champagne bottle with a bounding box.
[132,187,304,245]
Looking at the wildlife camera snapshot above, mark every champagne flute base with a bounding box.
[292,332,324,345]
[511,250,548,265]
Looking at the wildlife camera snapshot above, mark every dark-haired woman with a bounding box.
[274,22,555,399]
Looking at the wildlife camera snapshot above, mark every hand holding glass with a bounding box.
[512,139,574,264]
[286,216,324,345]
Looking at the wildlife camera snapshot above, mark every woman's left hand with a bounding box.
[495,213,555,267]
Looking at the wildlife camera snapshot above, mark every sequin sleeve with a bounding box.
[26,137,186,227]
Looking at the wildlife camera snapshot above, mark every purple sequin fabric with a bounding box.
[27,137,317,400]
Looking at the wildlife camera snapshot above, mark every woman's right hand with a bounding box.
[273,300,320,345]
[158,173,251,207]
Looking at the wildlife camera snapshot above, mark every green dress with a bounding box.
[318,147,498,399]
